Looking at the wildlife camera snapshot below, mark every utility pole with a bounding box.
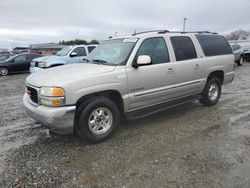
[183,18,187,32]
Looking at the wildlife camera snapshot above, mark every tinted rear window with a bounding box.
[196,35,232,56]
[170,36,197,61]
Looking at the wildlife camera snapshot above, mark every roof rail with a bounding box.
[169,31,218,34]
[132,30,169,36]
[131,30,217,36]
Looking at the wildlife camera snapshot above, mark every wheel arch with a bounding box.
[75,90,124,114]
[207,70,224,84]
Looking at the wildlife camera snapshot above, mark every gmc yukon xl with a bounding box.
[23,30,235,142]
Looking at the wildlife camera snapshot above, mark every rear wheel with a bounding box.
[0,67,8,76]
[75,97,121,143]
[49,130,60,138]
[238,56,244,66]
[200,77,221,106]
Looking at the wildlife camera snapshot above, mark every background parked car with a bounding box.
[243,48,250,62]
[230,44,244,66]
[29,44,97,73]
[0,53,41,76]
[0,54,12,61]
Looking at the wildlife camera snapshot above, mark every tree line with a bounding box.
[59,39,99,45]
[225,29,250,40]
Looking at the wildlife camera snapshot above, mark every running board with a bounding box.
[126,95,202,120]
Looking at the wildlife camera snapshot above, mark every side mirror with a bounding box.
[70,52,78,57]
[133,55,151,68]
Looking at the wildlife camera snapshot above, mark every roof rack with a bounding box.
[132,30,169,36]
[132,30,217,36]
[170,31,218,34]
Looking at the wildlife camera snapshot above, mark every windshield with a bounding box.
[87,38,138,65]
[231,44,241,51]
[56,46,72,56]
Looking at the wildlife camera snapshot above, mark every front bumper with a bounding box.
[23,94,75,134]
[29,67,44,74]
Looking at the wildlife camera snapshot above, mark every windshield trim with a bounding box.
[120,40,138,65]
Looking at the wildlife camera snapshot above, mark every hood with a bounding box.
[33,55,66,63]
[26,63,116,87]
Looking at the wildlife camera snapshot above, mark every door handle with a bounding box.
[194,64,200,70]
[167,68,174,74]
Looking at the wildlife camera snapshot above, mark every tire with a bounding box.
[49,130,60,138]
[237,56,244,66]
[75,97,121,143]
[200,77,221,106]
[0,67,8,76]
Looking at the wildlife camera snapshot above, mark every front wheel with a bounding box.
[75,97,121,143]
[200,77,221,106]
[0,67,8,76]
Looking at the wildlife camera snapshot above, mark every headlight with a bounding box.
[38,61,47,68]
[39,87,65,106]
[40,87,65,97]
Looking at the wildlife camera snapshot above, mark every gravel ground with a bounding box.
[1,64,250,187]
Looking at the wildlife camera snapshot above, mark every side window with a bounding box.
[87,46,96,53]
[196,35,233,56]
[27,54,37,61]
[72,47,86,56]
[170,36,197,61]
[137,37,170,64]
[14,55,26,63]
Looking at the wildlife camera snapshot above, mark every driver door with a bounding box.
[70,47,87,63]
[126,37,176,110]
[12,54,28,72]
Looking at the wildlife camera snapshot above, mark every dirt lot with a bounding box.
[0,64,250,188]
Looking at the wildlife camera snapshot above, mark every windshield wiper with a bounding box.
[92,59,109,65]
[91,59,117,66]
[82,58,90,63]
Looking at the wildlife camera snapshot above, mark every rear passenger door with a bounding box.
[170,36,204,97]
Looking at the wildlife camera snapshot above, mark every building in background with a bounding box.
[29,43,65,56]
[0,48,11,55]
[12,47,29,54]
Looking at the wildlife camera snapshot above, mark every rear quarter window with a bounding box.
[196,35,233,56]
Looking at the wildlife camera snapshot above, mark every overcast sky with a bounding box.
[0,0,250,49]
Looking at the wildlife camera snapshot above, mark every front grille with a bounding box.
[27,86,38,104]
[35,62,39,67]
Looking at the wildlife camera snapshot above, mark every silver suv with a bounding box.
[23,30,235,142]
